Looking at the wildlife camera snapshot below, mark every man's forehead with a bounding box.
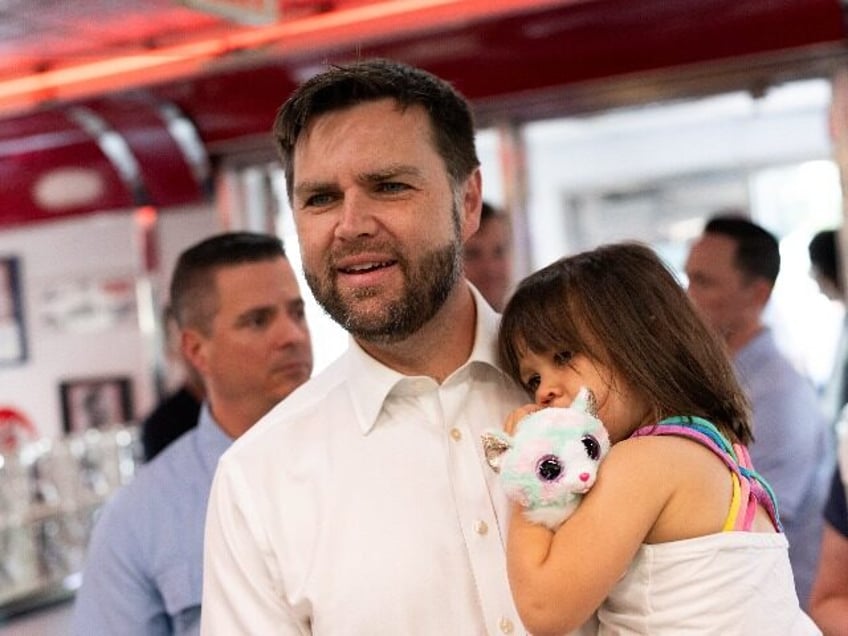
[299,98,425,139]
[694,233,738,260]
[292,103,442,188]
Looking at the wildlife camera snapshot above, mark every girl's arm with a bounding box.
[506,438,673,636]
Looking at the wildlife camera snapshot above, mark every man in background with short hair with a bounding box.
[685,214,833,609]
[72,232,312,635]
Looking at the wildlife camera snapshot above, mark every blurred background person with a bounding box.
[809,229,843,302]
[140,304,204,462]
[685,214,833,609]
[809,228,848,426]
[463,201,513,311]
[72,232,313,635]
[808,229,848,635]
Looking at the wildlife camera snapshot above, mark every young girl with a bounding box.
[497,243,820,635]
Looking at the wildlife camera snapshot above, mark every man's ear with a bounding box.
[459,168,483,243]
[181,328,208,376]
[747,277,774,308]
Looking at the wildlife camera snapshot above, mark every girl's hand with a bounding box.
[503,404,544,435]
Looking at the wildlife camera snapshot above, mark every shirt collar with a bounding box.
[346,284,504,435]
[196,403,235,474]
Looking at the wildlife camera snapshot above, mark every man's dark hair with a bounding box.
[809,229,840,292]
[273,58,480,201]
[170,232,285,334]
[704,214,780,285]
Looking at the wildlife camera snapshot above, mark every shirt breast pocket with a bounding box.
[157,561,202,635]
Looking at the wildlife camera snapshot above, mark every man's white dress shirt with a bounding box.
[202,288,537,634]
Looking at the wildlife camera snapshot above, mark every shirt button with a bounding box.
[499,617,514,634]
[474,520,488,535]
[450,428,462,441]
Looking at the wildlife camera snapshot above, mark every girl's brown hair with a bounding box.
[498,242,752,444]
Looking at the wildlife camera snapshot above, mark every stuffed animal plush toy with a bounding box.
[481,388,611,530]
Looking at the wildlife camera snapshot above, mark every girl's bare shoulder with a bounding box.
[598,434,724,498]
[599,433,735,541]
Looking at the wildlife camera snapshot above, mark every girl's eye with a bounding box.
[553,350,573,366]
[525,374,541,392]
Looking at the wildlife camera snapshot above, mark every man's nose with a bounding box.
[335,191,377,240]
[275,315,310,349]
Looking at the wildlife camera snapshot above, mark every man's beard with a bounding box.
[304,234,463,345]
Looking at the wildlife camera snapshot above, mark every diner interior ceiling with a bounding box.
[0,0,226,74]
[0,0,845,228]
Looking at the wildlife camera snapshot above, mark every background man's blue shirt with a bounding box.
[734,327,833,607]
[71,405,231,635]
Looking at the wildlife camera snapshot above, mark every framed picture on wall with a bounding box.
[0,256,27,365]
[59,376,134,434]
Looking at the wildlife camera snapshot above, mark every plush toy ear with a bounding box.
[571,386,598,417]
[481,430,512,473]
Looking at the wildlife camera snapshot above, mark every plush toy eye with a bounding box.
[536,454,563,481]
[582,435,601,460]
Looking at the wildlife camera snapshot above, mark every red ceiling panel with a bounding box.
[83,96,209,206]
[0,0,843,229]
[155,64,297,149]
[0,111,132,227]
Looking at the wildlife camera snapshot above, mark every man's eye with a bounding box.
[553,351,573,366]
[525,374,540,392]
[304,193,335,207]
[464,246,482,260]
[376,182,408,194]
[242,310,273,329]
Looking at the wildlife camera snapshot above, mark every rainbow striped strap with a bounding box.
[631,417,782,532]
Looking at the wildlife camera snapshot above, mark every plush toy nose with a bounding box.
[579,472,590,482]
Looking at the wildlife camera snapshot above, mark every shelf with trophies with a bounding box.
[0,425,141,617]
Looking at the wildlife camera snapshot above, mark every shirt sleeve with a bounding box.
[201,456,308,635]
[71,494,171,636]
